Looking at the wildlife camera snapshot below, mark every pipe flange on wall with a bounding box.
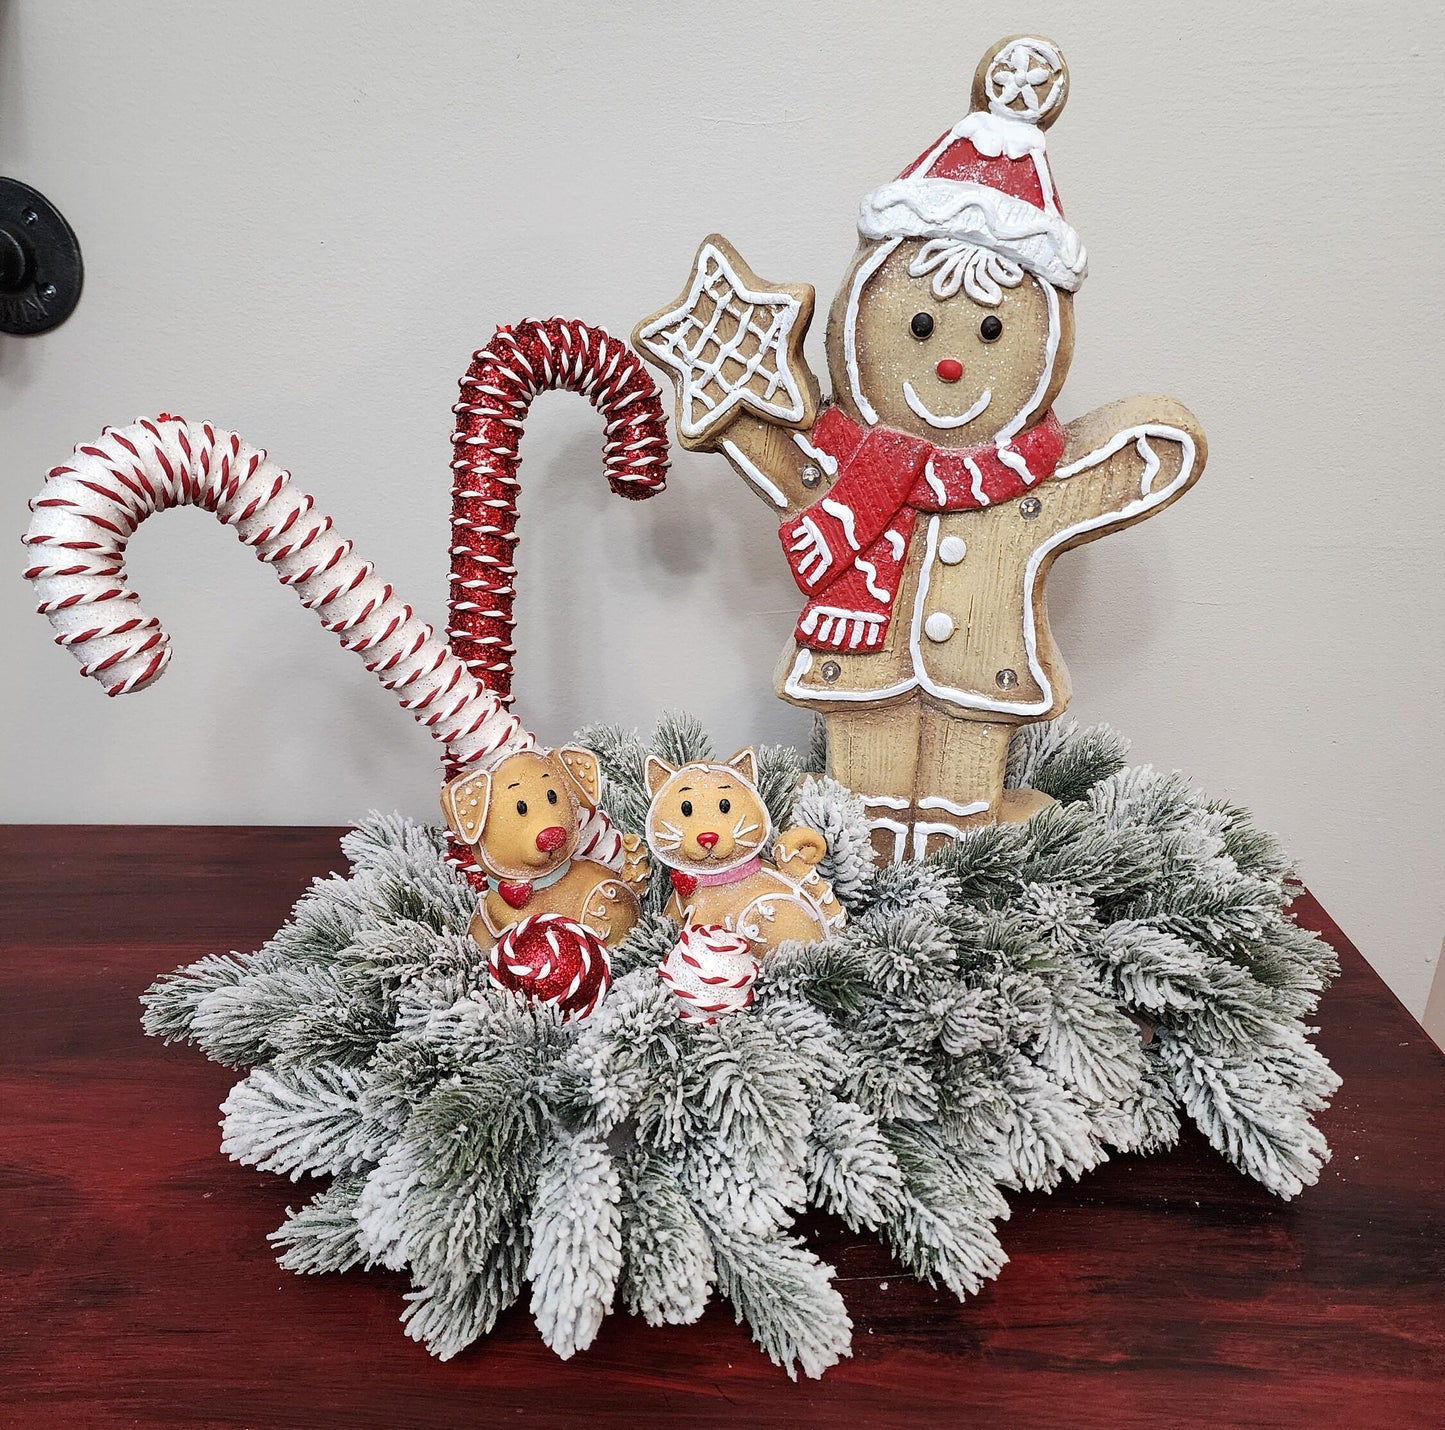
[0,177,83,336]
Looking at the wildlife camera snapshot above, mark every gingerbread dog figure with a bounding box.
[634,36,1207,860]
[644,748,845,954]
[441,746,649,948]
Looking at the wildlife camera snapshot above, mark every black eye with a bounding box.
[910,311,934,339]
[547,788,558,805]
[980,315,1003,342]
[680,800,693,818]
[719,798,731,814]
[515,799,527,815]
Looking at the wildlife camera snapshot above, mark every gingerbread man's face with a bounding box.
[826,237,1074,446]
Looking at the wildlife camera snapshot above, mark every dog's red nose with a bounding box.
[535,825,568,852]
[696,831,719,850]
[936,358,964,383]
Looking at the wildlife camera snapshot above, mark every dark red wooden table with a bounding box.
[2,826,1442,1429]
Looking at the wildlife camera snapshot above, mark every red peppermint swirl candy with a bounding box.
[487,912,611,1021]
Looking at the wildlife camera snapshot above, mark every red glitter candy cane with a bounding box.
[444,319,669,885]
[447,318,668,707]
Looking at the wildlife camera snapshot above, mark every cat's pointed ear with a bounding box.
[726,748,758,787]
[645,754,678,797]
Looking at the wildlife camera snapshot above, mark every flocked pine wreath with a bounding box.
[142,716,1339,1378]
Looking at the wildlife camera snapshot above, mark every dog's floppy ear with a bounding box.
[554,746,601,811]
[726,748,758,788]
[440,766,491,845]
[644,754,678,798]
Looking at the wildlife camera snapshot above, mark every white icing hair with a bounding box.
[906,239,1024,307]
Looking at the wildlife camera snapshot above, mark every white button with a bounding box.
[937,535,967,565]
[923,612,955,642]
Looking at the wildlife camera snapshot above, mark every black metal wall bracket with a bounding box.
[0,177,83,336]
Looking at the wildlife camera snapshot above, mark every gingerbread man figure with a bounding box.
[635,35,1206,860]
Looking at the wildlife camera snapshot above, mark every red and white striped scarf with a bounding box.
[780,405,1066,651]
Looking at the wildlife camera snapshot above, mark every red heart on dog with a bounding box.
[670,870,699,898]
[497,880,534,909]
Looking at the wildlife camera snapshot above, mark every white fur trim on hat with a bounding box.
[857,177,1087,291]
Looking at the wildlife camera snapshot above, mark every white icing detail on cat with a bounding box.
[844,237,901,425]
[883,528,906,559]
[964,458,989,505]
[722,438,787,509]
[636,241,807,439]
[792,431,838,477]
[903,382,993,431]
[821,498,860,550]
[908,240,1023,305]
[853,556,890,603]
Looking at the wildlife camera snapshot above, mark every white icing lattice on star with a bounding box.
[985,38,1066,122]
[635,242,808,440]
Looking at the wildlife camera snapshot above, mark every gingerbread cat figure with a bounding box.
[644,749,845,953]
[442,746,649,948]
[634,35,1207,861]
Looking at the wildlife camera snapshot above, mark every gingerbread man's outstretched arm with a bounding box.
[1039,395,1208,549]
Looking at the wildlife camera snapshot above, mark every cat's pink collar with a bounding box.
[693,856,763,887]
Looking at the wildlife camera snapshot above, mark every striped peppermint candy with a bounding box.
[488,912,611,1021]
[658,923,760,1025]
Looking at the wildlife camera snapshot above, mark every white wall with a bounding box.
[3,2,1442,1019]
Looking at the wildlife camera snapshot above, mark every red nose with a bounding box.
[936,358,964,383]
[535,825,567,852]
[696,831,719,849]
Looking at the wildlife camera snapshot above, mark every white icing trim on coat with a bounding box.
[721,438,787,509]
[845,237,901,424]
[903,382,993,431]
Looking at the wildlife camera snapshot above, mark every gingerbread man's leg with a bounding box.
[912,702,1054,858]
[823,698,921,863]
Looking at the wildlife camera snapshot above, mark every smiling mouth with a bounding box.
[902,382,992,430]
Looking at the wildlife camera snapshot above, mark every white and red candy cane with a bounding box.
[22,414,533,777]
[445,318,668,881]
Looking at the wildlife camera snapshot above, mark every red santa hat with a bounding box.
[857,37,1087,292]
